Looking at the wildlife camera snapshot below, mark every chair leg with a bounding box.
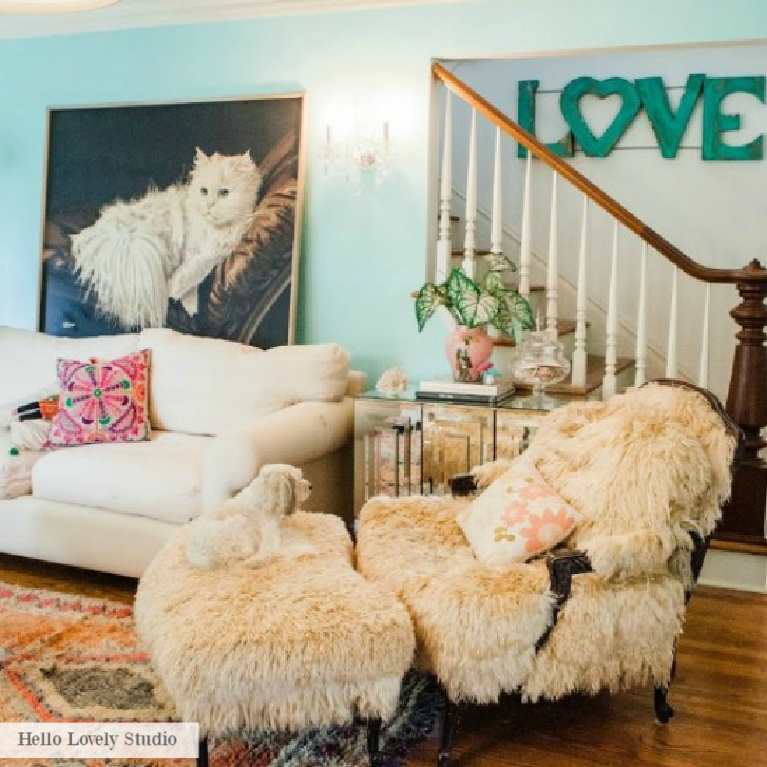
[367,717,383,767]
[654,686,674,724]
[197,736,209,767]
[438,693,460,767]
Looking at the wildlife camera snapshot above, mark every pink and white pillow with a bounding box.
[456,458,579,566]
[46,349,151,447]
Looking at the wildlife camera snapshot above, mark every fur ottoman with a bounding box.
[134,512,415,746]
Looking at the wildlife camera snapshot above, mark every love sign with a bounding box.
[517,74,765,160]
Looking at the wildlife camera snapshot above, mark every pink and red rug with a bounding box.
[0,581,439,766]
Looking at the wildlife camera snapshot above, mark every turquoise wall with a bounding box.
[1,0,767,382]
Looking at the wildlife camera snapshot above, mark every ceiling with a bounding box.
[0,0,475,40]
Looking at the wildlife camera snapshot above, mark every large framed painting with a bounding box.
[40,94,305,348]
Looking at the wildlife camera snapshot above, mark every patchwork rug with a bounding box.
[0,581,441,766]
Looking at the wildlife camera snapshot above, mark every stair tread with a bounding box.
[446,252,545,292]
[494,320,578,345]
[505,283,546,293]
[409,284,544,298]
[451,248,493,257]
[709,537,767,555]
[513,355,634,397]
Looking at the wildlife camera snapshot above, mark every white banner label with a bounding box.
[0,723,199,758]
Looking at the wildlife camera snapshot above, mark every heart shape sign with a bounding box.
[560,77,641,157]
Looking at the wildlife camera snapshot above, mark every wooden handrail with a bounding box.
[433,62,767,285]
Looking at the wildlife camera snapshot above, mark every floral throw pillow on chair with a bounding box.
[47,349,151,447]
[457,458,579,566]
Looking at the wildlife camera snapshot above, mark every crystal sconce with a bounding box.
[319,120,394,189]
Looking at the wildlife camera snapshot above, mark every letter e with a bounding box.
[702,76,765,161]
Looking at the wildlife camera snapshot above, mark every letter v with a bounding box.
[636,74,705,159]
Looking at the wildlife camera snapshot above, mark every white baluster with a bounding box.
[518,150,532,299]
[698,283,711,388]
[546,172,559,339]
[436,90,452,283]
[462,108,477,279]
[602,221,619,399]
[490,126,502,257]
[487,126,503,340]
[666,267,678,378]
[571,197,589,386]
[634,243,648,387]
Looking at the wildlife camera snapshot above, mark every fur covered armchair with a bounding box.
[356,380,741,767]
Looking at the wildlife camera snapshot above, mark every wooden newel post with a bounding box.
[721,259,767,547]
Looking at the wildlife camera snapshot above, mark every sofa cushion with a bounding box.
[47,349,152,447]
[0,326,139,405]
[139,328,350,436]
[10,420,51,451]
[0,432,42,500]
[32,431,210,524]
[0,388,60,431]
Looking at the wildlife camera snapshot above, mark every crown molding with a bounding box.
[0,0,481,41]
[0,0,119,12]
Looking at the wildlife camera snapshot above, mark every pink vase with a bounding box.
[445,326,495,383]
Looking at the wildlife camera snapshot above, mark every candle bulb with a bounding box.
[326,124,331,145]
[383,121,389,143]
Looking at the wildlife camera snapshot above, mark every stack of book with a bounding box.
[416,377,516,405]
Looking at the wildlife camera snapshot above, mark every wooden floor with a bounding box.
[0,552,136,605]
[0,554,765,767]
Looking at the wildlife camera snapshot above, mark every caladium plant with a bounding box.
[415,257,534,342]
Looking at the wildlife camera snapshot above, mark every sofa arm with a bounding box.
[577,529,676,580]
[535,530,709,655]
[203,398,353,511]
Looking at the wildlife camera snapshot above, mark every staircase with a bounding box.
[430,62,767,552]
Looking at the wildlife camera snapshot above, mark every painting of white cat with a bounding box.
[40,95,304,348]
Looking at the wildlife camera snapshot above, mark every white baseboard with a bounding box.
[699,549,767,593]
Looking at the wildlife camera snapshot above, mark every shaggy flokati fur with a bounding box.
[135,512,415,736]
[186,463,311,568]
[523,383,735,585]
[357,383,735,704]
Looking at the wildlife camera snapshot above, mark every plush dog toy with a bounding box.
[186,463,312,569]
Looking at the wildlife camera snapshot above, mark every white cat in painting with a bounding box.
[71,148,262,328]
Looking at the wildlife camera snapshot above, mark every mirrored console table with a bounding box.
[353,387,566,519]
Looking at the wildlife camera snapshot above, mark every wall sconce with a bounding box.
[319,120,394,189]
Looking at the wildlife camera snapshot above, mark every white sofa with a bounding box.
[0,326,364,578]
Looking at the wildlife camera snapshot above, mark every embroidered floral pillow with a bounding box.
[47,349,151,447]
[456,459,579,566]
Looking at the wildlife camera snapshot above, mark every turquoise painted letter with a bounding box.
[517,80,574,159]
[560,77,641,157]
[635,74,704,159]
[702,76,765,161]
